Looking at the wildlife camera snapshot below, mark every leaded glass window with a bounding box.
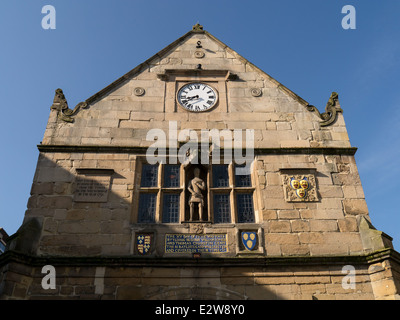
[138,193,157,222]
[213,193,231,223]
[141,164,158,187]
[237,193,255,223]
[235,164,252,187]
[212,165,229,187]
[136,161,255,225]
[164,165,180,188]
[162,193,180,223]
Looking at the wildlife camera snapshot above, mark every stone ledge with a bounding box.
[1,248,399,269]
[37,145,358,156]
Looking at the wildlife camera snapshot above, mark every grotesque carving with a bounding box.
[306,92,343,127]
[51,88,88,123]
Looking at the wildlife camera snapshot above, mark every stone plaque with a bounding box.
[165,234,227,253]
[74,169,113,202]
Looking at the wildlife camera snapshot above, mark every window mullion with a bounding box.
[155,163,163,223]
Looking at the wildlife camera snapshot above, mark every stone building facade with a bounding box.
[1,24,399,300]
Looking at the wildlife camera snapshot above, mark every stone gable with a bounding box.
[44,29,348,150]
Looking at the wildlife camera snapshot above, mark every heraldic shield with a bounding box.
[241,231,257,251]
[137,234,151,255]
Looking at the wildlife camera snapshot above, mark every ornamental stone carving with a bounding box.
[281,172,319,202]
[133,87,145,96]
[194,50,205,59]
[250,88,262,97]
[50,88,88,123]
[306,92,343,127]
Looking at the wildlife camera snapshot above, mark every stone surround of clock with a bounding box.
[177,82,218,112]
[157,69,236,113]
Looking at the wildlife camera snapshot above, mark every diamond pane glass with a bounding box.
[213,165,229,188]
[162,193,180,223]
[235,164,252,187]
[237,193,255,223]
[138,193,156,223]
[164,165,180,188]
[213,193,231,223]
[141,164,158,187]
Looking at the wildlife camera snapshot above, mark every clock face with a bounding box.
[177,82,218,112]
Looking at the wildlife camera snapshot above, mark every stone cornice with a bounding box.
[37,145,357,156]
[1,248,399,269]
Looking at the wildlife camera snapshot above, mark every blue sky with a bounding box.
[0,1,399,249]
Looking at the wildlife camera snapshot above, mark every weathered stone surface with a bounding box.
[1,25,398,301]
[343,199,369,215]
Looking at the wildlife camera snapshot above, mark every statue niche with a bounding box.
[186,166,208,222]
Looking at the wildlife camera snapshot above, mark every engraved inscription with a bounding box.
[165,234,227,253]
[74,176,110,202]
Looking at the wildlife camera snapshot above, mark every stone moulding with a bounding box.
[1,248,399,268]
[37,145,358,156]
[50,88,88,123]
[156,69,237,81]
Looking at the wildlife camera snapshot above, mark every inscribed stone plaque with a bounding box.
[74,171,112,202]
[165,234,227,253]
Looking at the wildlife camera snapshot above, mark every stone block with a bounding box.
[57,221,101,234]
[269,221,291,233]
[267,234,299,245]
[299,232,324,244]
[338,218,358,232]
[309,220,338,232]
[31,182,54,195]
[278,210,300,219]
[262,210,277,220]
[266,172,281,185]
[318,185,344,198]
[281,244,310,256]
[343,199,369,215]
[291,220,310,232]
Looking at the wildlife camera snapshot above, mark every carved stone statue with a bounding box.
[188,168,206,221]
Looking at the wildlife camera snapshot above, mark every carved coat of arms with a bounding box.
[241,231,257,251]
[137,234,152,255]
[282,173,319,202]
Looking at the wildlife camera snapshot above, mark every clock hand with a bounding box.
[186,95,199,101]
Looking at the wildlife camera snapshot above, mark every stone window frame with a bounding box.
[134,158,184,224]
[133,157,258,225]
[209,163,257,225]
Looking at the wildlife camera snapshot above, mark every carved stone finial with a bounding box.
[51,88,68,110]
[192,23,204,32]
[50,88,88,123]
